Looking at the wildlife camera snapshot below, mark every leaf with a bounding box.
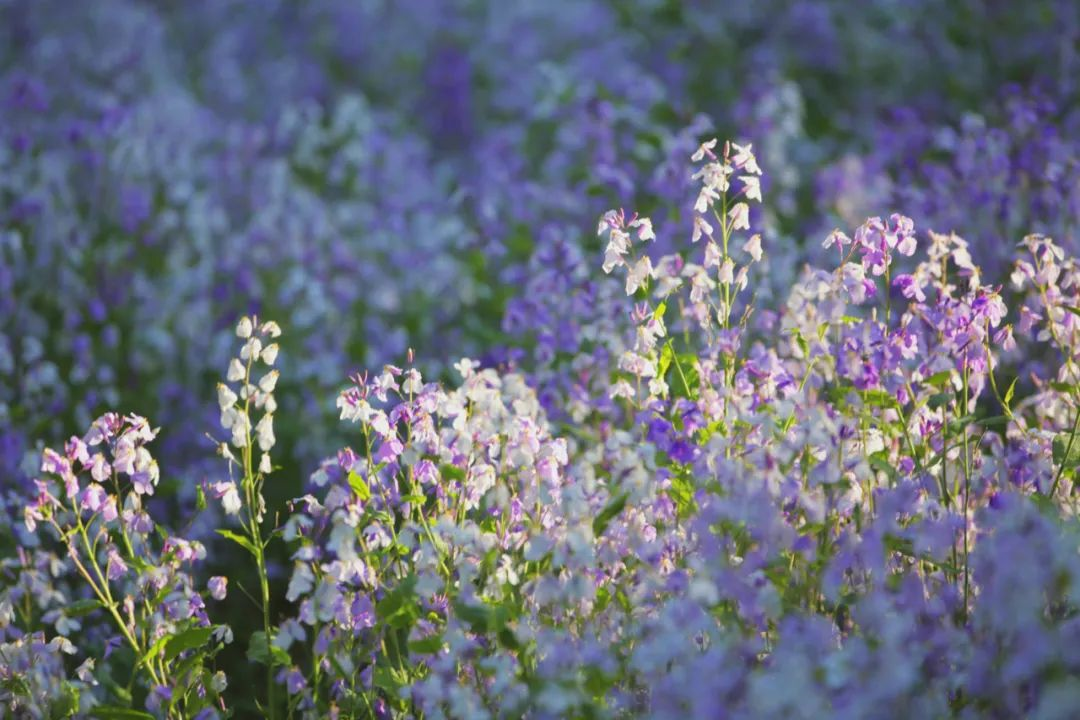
[247,631,290,667]
[64,599,104,618]
[216,529,258,558]
[1053,432,1080,469]
[50,682,79,719]
[90,708,155,720]
[657,343,674,380]
[859,389,898,409]
[376,575,419,629]
[867,453,897,481]
[592,492,629,537]
[347,470,371,501]
[927,392,953,410]
[140,634,170,668]
[164,626,214,662]
[668,353,700,400]
[440,464,466,483]
[652,302,667,322]
[451,598,517,649]
[669,473,697,518]
[1003,377,1018,408]
[408,634,445,655]
[923,370,953,389]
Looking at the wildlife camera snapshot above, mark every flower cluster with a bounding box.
[4,2,1080,716]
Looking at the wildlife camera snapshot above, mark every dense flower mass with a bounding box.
[3,2,1080,718]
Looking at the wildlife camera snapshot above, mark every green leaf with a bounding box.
[247,631,290,667]
[668,353,700,400]
[868,453,897,480]
[1053,432,1080,469]
[140,634,170,668]
[90,708,155,720]
[652,302,667,322]
[592,492,629,537]
[1003,377,1018,408]
[859,389,898,409]
[669,473,697,518]
[408,634,445,655]
[195,484,207,512]
[440,464,466,483]
[1,675,30,699]
[64,599,104,618]
[451,598,516,649]
[216,529,258,558]
[347,470,371,501]
[658,343,674,380]
[50,682,80,719]
[923,370,953,389]
[927,392,953,410]
[376,575,419,629]
[164,626,214,662]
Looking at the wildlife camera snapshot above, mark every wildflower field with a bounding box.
[4,1,1080,718]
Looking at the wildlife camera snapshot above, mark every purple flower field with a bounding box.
[3,1,1080,717]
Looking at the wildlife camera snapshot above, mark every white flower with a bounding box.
[240,337,263,362]
[692,214,713,243]
[259,320,282,338]
[729,202,750,231]
[229,413,249,448]
[258,370,279,393]
[740,175,762,202]
[597,209,620,236]
[220,482,242,515]
[259,453,272,474]
[609,380,635,400]
[454,358,478,379]
[718,258,736,285]
[236,317,253,339]
[261,343,279,365]
[227,358,245,382]
[494,555,519,586]
[691,138,717,162]
[602,228,632,274]
[743,234,763,262]
[730,142,761,175]
[256,413,275,452]
[217,383,238,411]
[619,351,656,378]
[630,216,655,242]
[695,186,719,214]
[704,241,722,268]
[625,256,654,295]
[402,369,423,394]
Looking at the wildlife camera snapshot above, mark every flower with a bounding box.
[626,257,654,295]
[261,343,280,366]
[729,202,750,231]
[691,139,718,162]
[208,576,228,601]
[730,142,762,174]
[743,234,763,262]
[740,175,762,202]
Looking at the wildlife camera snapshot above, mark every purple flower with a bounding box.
[208,576,228,601]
